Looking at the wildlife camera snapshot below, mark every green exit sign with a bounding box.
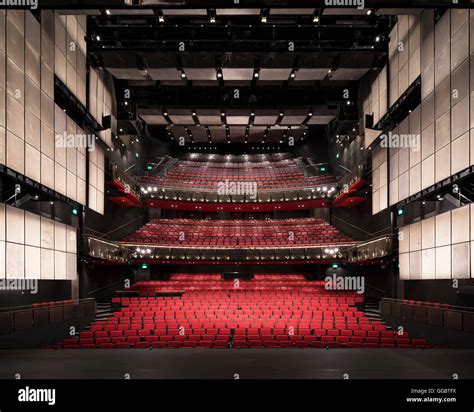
[147,165,153,171]
[72,208,79,216]
[320,167,326,172]
[332,264,339,269]
[141,264,149,270]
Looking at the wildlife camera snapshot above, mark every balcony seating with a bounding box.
[140,156,336,191]
[58,275,438,349]
[121,218,354,248]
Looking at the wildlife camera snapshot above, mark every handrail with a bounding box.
[331,215,371,236]
[0,298,95,313]
[139,182,339,194]
[87,280,126,296]
[118,241,358,250]
[84,215,147,240]
[381,297,474,314]
[365,284,386,295]
[103,215,147,237]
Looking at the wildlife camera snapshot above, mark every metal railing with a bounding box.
[84,215,147,241]
[86,235,356,263]
[109,160,141,199]
[380,298,474,334]
[346,235,393,262]
[0,298,96,335]
[138,184,339,204]
[86,237,132,262]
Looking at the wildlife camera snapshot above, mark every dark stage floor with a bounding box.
[0,349,473,379]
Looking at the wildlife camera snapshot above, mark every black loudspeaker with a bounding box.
[365,114,373,128]
[223,272,253,280]
[102,115,111,129]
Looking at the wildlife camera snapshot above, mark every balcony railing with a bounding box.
[346,235,393,262]
[138,184,338,204]
[85,235,358,263]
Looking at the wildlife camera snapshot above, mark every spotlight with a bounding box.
[375,35,380,42]
[254,71,259,78]
[180,71,186,79]
[261,16,267,23]
[313,16,319,23]
[290,71,296,79]
[105,9,111,15]
[158,15,165,23]
[367,9,372,15]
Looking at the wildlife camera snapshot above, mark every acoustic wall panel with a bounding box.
[371,145,388,214]
[25,211,40,247]
[25,246,40,279]
[452,131,470,174]
[6,242,24,279]
[435,246,451,279]
[452,242,470,279]
[409,221,422,251]
[421,248,436,279]
[0,203,78,280]
[434,11,451,87]
[436,211,451,246]
[388,13,421,106]
[451,12,469,71]
[389,8,470,202]
[452,205,470,244]
[386,109,421,204]
[88,144,105,214]
[399,252,410,280]
[422,216,435,249]
[409,251,422,279]
[400,205,473,280]
[41,248,54,280]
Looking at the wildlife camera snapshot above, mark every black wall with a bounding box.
[0,280,72,309]
[402,279,474,307]
[292,128,330,165]
[79,262,134,300]
[85,198,147,240]
[331,201,391,240]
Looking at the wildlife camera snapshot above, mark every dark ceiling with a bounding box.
[79,4,404,146]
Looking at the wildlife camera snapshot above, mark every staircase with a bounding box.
[364,298,383,322]
[95,300,114,321]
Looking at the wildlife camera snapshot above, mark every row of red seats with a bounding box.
[140,157,336,190]
[122,218,353,247]
[57,276,440,350]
